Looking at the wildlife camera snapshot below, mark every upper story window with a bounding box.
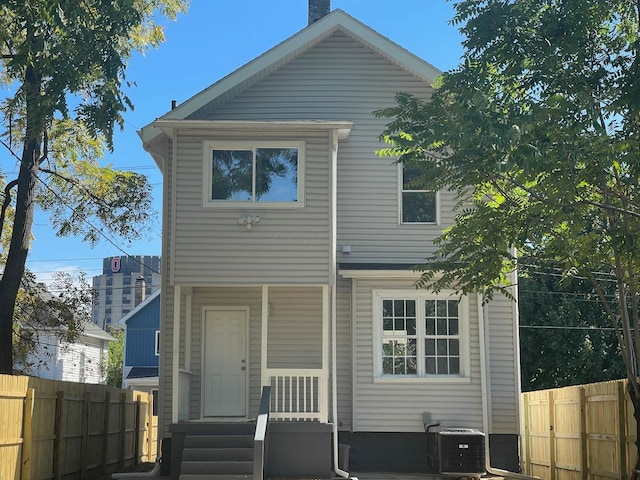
[400,163,438,224]
[374,290,468,381]
[204,141,304,206]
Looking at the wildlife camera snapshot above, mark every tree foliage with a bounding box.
[376,0,640,468]
[518,266,625,391]
[103,327,124,388]
[0,0,188,373]
[13,270,93,373]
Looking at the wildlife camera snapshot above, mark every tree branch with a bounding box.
[0,179,19,240]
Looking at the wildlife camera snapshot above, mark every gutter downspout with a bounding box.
[330,129,352,479]
[478,294,538,480]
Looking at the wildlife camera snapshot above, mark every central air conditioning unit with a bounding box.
[436,428,486,478]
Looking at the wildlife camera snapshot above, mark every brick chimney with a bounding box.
[134,275,146,307]
[308,0,330,25]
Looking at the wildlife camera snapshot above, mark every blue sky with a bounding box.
[26,0,464,283]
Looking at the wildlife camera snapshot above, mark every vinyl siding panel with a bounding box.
[351,277,484,433]
[124,295,161,367]
[195,32,450,266]
[336,276,353,431]
[486,295,520,433]
[172,131,331,285]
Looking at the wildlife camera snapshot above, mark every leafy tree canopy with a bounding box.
[377,0,640,467]
[0,0,188,373]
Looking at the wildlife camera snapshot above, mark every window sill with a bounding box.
[373,375,472,385]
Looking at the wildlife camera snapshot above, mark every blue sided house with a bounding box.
[119,289,161,401]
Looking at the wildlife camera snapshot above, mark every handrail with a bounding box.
[253,385,272,480]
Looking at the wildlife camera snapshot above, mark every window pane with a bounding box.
[425,339,435,355]
[402,192,436,223]
[437,357,448,374]
[426,318,435,335]
[436,300,447,316]
[255,148,298,202]
[382,300,393,317]
[426,357,436,374]
[437,318,447,335]
[406,300,416,317]
[407,357,417,375]
[425,300,435,317]
[383,357,393,374]
[394,300,405,317]
[212,150,252,200]
[450,339,459,355]
[449,318,459,335]
[437,339,448,355]
[448,300,458,317]
[449,357,460,374]
[406,318,416,335]
[383,318,393,331]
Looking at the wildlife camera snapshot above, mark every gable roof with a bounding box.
[117,289,161,326]
[140,8,441,147]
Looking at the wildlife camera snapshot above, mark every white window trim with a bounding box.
[397,163,440,225]
[202,140,305,208]
[155,330,160,356]
[372,289,470,383]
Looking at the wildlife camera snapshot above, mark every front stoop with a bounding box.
[173,422,256,480]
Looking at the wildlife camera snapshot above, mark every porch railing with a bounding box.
[264,369,327,423]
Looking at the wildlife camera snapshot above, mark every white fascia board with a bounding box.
[153,119,353,140]
[117,289,162,327]
[139,9,440,145]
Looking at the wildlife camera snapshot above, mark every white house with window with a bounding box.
[140,7,521,479]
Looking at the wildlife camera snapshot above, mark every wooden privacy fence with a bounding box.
[521,379,637,480]
[0,374,157,480]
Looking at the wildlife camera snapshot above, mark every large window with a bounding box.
[204,141,303,205]
[375,290,468,379]
[400,163,437,223]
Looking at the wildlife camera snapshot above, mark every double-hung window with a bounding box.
[204,141,304,206]
[375,290,468,380]
[400,162,438,223]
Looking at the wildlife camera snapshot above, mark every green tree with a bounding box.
[103,327,124,388]
[518,266,625,391]
[0,0,188,374]
[376,0,640,469]
[13,270,94,373]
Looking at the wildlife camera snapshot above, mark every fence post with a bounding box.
[147,392,154,462]
[53,391,64,480]
[80,391,90,478]
[101,391,111,475]
[579,388,587,480]
[522,394,531,475]
[120,392,127,469]
[548,390,556,480]
[21,388,35,480]
[134,394,141,465]
[618,382,628,480]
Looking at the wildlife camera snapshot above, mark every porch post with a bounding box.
[171,284,181,424]
[261,285,269,387]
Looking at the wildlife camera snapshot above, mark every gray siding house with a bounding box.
[141,5,522,478]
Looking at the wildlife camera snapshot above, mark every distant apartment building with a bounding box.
[92,255,161,329]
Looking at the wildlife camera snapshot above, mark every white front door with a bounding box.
[203,308,248,417]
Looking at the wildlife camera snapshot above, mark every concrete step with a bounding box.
[181,460,253,475]
[179,475,251,480]
[182,447,253,462]
[184,434,253,449]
